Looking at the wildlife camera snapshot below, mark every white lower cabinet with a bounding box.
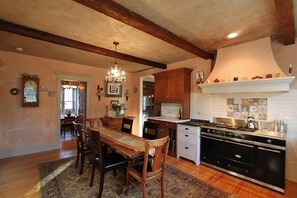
[177,124,200,165]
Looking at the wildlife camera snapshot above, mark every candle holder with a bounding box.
[96,84,104,101]
[125,89,130,101]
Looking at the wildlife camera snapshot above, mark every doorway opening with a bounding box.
[58,79,88,142]
[138,75,154,136]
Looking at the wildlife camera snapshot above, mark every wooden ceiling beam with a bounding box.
[0,19,166,69]
[274,0,295,45]
[74,0,214,60]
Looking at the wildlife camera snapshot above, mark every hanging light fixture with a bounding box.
[105,42,126,87]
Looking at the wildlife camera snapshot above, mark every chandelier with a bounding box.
[105,42,126,87]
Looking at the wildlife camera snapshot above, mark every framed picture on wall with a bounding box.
[22,73,39,107]
[105,82,122,97]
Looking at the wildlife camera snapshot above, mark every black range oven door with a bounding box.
[255,146,285,190]
[222,140,255,177]
[201,135,225,168]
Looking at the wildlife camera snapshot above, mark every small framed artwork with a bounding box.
[110,100,119,105]
[105,82,122,97]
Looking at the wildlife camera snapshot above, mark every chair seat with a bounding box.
[94,152,128,171]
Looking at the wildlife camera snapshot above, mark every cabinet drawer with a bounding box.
[178,132,197,145]
[178,142,196,159]
[178,124,197,135]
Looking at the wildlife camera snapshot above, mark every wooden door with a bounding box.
[77,81,87,125]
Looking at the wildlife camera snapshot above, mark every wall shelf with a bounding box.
[198,76,295,93]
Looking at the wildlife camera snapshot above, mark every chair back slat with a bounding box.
[89,128,105,167]
[143,121,159,139]
[142,136,170,178]
[121,118,133,133]
[73,121,85,149]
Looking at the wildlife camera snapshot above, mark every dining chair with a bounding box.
[142,121,159,139]
[89,128,128,198]
[121,118,133,133]
[61,116,75,138]
[73,121,92,175]
[126,136,170,198]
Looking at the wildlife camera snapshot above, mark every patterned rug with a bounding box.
[39,157,233,198]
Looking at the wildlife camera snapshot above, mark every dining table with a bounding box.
[90,126,147,160]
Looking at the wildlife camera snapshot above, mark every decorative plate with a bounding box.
[10,88,19,95]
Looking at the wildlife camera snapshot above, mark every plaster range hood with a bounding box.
[199,37,295,93]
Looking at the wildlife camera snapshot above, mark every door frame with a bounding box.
[56,73,90,144]
[138,75,154,137]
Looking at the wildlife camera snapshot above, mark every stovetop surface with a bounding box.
[202,122,257,132]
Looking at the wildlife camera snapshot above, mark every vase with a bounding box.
[116,109,124,117]
[116,111,121,117]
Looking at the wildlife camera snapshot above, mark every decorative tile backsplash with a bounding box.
[227,98,267,120]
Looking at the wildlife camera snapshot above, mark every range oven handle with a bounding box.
[257,147,281,153]
[224,140,254,148]
[201,135,223,142]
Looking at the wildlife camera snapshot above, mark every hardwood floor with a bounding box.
[0,136,296,198]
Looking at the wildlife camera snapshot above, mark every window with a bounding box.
[61,82,79,116]
[64,88,74,110]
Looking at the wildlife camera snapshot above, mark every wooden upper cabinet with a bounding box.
[154,75,167,101]
[153,67,192,118]
[166,72,183,101]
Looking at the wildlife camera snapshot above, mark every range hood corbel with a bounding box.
[199,76,295,93]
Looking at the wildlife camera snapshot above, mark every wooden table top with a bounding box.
[90,127,145,159]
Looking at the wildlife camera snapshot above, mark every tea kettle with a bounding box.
[247,116,257,129]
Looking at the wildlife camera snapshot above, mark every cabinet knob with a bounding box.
[267,139,272,143]
[185,134,189,137]
[203,156,206,159]
[185,128,189,130]
[185,147,189,149]
[217,161,220,164]
[246,170,249,173]
[228,164,230,167]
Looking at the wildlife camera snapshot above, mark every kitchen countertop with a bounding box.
[178,119,210,127]
[147,116,190,123]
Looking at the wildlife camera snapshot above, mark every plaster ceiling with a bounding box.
[0,0,296,72]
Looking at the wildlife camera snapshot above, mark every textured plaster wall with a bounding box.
[0,51,137,158]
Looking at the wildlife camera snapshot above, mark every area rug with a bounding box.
[39,157,232,198]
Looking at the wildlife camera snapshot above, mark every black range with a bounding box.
[200,123,286,193]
